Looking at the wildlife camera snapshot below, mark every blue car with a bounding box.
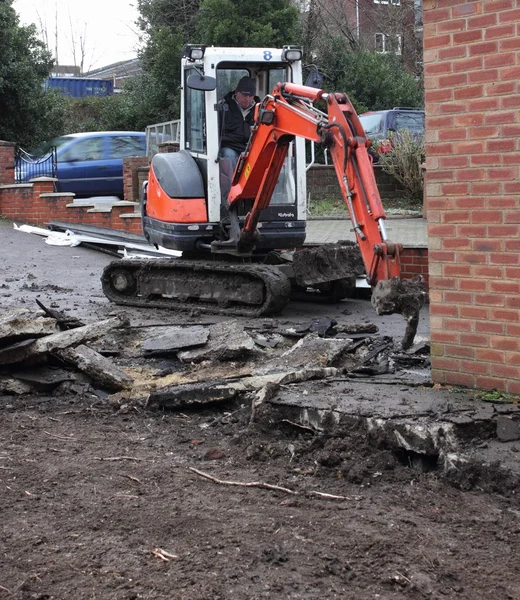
[19,131,146,198]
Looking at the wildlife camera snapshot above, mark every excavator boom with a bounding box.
[227,83,401,284]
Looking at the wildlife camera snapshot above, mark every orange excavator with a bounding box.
[102,46,426,348]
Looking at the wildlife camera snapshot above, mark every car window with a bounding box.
[394,112,424,134]
[109,136,145,158]
[31,136,73,156]
[61,138,104,161]
[359,114,383,135]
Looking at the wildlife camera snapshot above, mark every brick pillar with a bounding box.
[123,156,149,202]
[0,141,16,185]
[423,0,520,394]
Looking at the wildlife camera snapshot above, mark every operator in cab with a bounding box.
[218,76,260,207]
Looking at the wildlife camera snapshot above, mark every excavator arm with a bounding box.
[226,82,427,348]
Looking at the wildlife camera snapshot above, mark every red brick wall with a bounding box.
[0,182,143,235]
[307,164,405,202]
[401,248,429,289]
[424,0,520,394]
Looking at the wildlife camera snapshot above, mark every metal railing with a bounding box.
[145,120,181,158]
[15,146,57,183]
[144,119,331,171]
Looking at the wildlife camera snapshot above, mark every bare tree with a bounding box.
[67,13,91,74]
[304,0,361,51]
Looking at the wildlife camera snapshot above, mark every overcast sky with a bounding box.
[13,0,141,71]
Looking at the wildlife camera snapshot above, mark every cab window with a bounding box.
[185,68,206,153]
[217,69,249,101]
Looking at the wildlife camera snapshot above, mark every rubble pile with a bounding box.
[0,306,133,396]
[0,305,430,407]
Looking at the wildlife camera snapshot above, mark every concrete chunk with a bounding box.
[148,380,238,409]
[0,316,124,365]
[496,415,520,442]
[178,320,258,363]
[11,367,76,391]
[254,334,351,376]
[0,308,58,345]
[0,375,33,395]
[142,326,209,354]
[54,344,133,391]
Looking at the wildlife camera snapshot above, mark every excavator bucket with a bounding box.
[371,275,428,350]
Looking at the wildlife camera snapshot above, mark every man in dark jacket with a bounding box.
[218,76,259,207]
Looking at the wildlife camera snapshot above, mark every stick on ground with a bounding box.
[188,467,298,495]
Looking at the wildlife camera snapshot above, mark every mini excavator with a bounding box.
[102,45,427,348]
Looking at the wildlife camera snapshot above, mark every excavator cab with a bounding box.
[142,45,307,255]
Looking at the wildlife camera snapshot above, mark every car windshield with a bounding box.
[30,136,75,157]
[394,112,424,134]
[359,114,383,135]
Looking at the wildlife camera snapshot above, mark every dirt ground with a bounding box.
[1,220,519,600]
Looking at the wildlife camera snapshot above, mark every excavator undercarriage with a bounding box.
[102,258,292,317]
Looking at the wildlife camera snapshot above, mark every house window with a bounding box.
[375,33,402,55]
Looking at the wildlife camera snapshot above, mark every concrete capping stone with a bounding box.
[119,212,141,219]
[29,176,58,182]
[0,183,33,190]
[114,201,139,207]
[40,193,75,198]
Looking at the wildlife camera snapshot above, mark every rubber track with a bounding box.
[101,258,292,317]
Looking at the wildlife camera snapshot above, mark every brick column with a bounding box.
[0,141,16,185]
[423,0,520,394]
[123,156,149,202]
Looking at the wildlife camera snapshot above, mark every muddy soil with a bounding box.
[1,221,519,599]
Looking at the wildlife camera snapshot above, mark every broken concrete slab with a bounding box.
[148,380,239,409]
[0,316,124,365]
[54,344,133,391]
[145,366,340,412]
[0,308,58,345]
[234,367,340,394]
[142,325,209,355]
[11,367,76,392]
[253,334,352,376]
[496,415,520,442]
[0,375,34,395]
[250,332,284,349]
[178,320,259,363]
[257,378,520,482]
